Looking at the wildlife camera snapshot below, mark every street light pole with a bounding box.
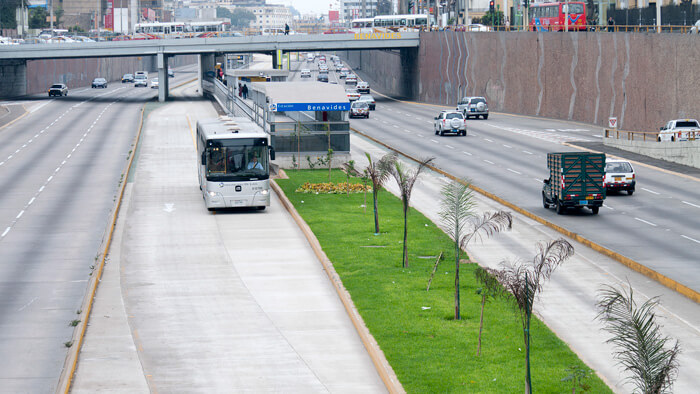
[50,0,54,29]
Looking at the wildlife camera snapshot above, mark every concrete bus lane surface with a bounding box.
[347,97,700,295]
[0,79,156,392]
[71,85,387,392]
[348,134,700,393]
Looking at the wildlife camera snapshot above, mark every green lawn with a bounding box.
[276,169,611,393]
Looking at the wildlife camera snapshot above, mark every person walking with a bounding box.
[241,84,248,99]
[607,16,615,32]
[238,82,242,97]
[284,23,290,35]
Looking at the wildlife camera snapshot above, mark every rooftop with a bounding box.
[250,81,349,104]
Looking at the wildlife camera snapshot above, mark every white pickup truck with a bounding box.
[658,119,700,142]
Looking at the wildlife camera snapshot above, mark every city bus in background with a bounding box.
[350,18,375,34]
[350,14,434,34]
[529,2,587,31]
[197,117,275,211]
[134,22,187,37]
[187,21,232,36]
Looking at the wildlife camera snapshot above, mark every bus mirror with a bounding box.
[269,147,276,161]
[201,151,207,165]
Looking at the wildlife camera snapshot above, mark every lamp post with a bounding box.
[50,0,54,29]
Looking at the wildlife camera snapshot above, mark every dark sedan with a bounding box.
[48,83,68,97]
[121,73,134,83]
[92,78,108,88]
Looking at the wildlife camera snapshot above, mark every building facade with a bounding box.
[340,0,379,21]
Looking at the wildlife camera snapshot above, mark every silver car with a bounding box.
[457,96,489,119]
[434,111,467,136]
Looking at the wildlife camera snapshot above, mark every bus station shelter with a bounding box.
[247,82,351,168]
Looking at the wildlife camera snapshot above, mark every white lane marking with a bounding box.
[28,197,35,205]
[393,125,399,128]
[426,121,432,124]
[503,144,512,148]
[1,227,9,237]
[417,134,424,137]
[507,168,521,175]
[430,139,439,144]
[682,201,700,209]
[483,160,495,165]
[17,297,38,312]
[462,151,472,156]
[484,138,494,142]
[681,235,700,244]
[445,145,454,149]
[595,134,603,138]
[404,130,411,133]
[534,178,543,183]
[603,205,614,210]
[635,217,658,227]
[16,210,24,219]
[642,188,660,195]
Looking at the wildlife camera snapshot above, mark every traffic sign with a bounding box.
[608,117,618,128]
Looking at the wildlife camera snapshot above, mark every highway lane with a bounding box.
[290,57,700,294]
[0,68,195,392]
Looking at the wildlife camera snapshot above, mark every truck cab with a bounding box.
[658,119,700,142]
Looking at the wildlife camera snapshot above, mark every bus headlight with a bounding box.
[207,191,220,197]
[260,189,269,195]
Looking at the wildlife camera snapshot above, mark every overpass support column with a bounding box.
[400,48,419,100]
[0,59,27,99]
[199,53,215,95]
[271,51,278,70]
[157,52,169,102]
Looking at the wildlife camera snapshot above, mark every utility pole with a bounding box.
[565,0,569,32]
[50,0,54,29]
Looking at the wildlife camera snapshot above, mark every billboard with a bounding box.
[329,10,339,23]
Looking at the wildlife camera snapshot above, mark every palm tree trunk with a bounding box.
[402,204,408,268]
[477,294,485,356]
[373,191,379,234]
[454,236,460,320]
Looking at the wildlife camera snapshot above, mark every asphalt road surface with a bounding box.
[0,66,196,392]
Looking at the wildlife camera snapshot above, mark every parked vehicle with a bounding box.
[604,159,635,195]
[350,101,370,118]
[357,94,376,110]
[434,111,467,136]
[356,81,370,94]
[658,119,700,142]
[48,83,68,97]
[91,78,108,88]
[542,152,606,214]
[457,96,489,119]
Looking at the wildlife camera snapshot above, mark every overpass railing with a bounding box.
[604,129,660,141]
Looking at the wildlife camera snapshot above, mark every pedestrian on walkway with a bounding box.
[284,23,290,35]
[607,16,615,32]
[241,84,248,99]
[238,82,242,97]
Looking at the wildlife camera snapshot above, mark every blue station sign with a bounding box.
[271,102,350,112]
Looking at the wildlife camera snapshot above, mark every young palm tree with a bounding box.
[389,157,434,268]
[363,152,396,234]
[439,179,511,320]
[491,239,575,394]
[474,266,508,356]
[596,283,681,394]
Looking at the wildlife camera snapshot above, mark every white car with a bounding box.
[434,111,467,136]
[307,53,314,62]
[357,81,370,94]
[457,96,489,119]
[134,75,148,87]
[345,74,357,84]
[150,78,159,89]
[300,69,311,78]
[604,159,636,195]
[345,89,360,101]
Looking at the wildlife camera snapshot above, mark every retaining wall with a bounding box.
[25,55,197,95]
[344,31,700,131]
[604,137,700,168]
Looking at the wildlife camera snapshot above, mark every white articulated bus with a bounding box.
[197,117,275,211]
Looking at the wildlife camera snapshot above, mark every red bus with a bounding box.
[530,2,587,32]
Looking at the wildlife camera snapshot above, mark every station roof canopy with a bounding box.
[227,69,290,78]
[251,82,349,106]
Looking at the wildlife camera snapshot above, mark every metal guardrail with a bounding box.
[604,128,659,141]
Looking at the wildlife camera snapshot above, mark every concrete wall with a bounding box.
[604,138,700,168]
[0,60,27,98]
[338,48,418,100]
[23,55,197,96]
[346,31,700,132]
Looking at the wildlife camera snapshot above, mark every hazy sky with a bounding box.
[275,0,342,16]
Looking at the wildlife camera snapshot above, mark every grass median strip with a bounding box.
[276,170,611,393]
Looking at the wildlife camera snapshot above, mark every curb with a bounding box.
[57,103,148,394]
[270,180,405,394]
[350,127,700,305]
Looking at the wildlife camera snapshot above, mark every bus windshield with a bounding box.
[205,138,269,181]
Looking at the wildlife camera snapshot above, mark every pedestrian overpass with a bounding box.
[0,33,420,101]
